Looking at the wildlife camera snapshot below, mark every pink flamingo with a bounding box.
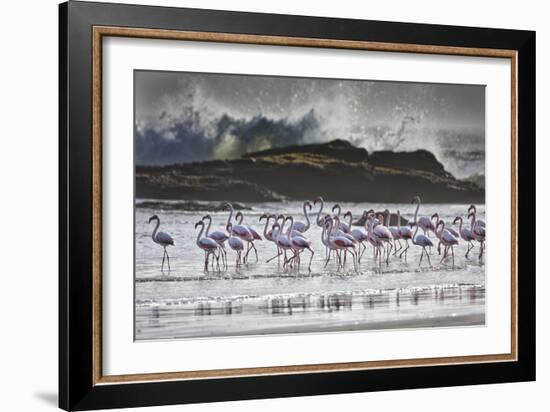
[468,205,486,228]
[365,214,384,266]
[388,210,403,256]
[226,222,245,268]
[373,210,393,264]
[314,196,326,228]
[202,214,229,269]
[325,217,358,271]
[453,216,475,258]
[274,218,297,270]
[285,216,315,271]
[411,196,435,236]
[430,213,459,255]
[221,203,255,264]
[148,214,174,272]
[435,220,459,266]
[331,204,350,233]
[261,214,283,264]
[235,211,262,262]
[194,220,220,271]
[410,222,434,266]
[320,216,337,267]
[345,211,369,262]
[291,201,313,233]
[397,210,413,259]
[468,212,486,263]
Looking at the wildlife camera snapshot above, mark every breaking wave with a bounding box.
[135,73,485,178]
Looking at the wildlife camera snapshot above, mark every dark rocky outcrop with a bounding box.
[136,140,484,203]
[136,200,251,212]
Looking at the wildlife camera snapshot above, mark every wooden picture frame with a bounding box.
[59,1,535,410]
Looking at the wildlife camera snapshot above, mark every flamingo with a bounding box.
[325,217,358,271]
[365,214,384,266]
[468,205,486,228]
[148,214,174,272]
[274,218,297,270]
[202,214,229,269]
[431,213,459,255]
[194,220,220,271]
[331,204,350,233]
[321,216,337,267]
[468,212,486,264]
[261,214,282,264]
[314,196,326,228]
[453,216,475,258]
[435,220,459,266]
[397,210,413,259]
[411,196,435,236]
[235,211,262,261]
[226,222,245,268]
[410,222,434,267]
[332,215,358,266]
[285,216,315,271]
[221,203,255,264]
[388,210,403,256]
[291,201,313,233]
[373,210,393,264]
[345,211,369,261]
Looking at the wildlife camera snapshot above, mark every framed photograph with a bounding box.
[59,1,535,410]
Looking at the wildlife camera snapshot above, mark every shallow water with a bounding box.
[135,201,485,340]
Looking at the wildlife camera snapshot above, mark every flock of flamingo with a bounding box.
[147,196,486,273]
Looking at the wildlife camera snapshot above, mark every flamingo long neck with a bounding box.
[469,214,476,230]
[262,216,271,238]
[196,224,204,246]
[413,201,420,224]
[325,220,334,243]
[334,216,340,232]
[225,205,234,227]
[204,217,212,236]
[286,218,293,243]
[385,210,390,226]
[347,213,353,229]
[316,199,324,226]
[236,213,244,224]
[334,205,341,217]
[457,218,463,233]
[321,220,327,245]
[436,222,443,239]
[367,218,373,236]
[303,203,311,231]
[397,211,401,230]
[432,213,439,225]
[279,219,287,240]
[151,218,160,242]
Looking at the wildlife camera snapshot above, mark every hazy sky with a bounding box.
[134,70,485,176]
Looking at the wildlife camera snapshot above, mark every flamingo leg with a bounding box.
[399,240,409,259]
[266,246,283,263]
[419,248,424,266]
[469,241,474,257]
[426,248,432,266]
[165,248,171,272]
[161,249,166,272]
[251,242,259,262]
[307,248,314,272]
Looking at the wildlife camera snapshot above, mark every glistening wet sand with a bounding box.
[136,285,485,340]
